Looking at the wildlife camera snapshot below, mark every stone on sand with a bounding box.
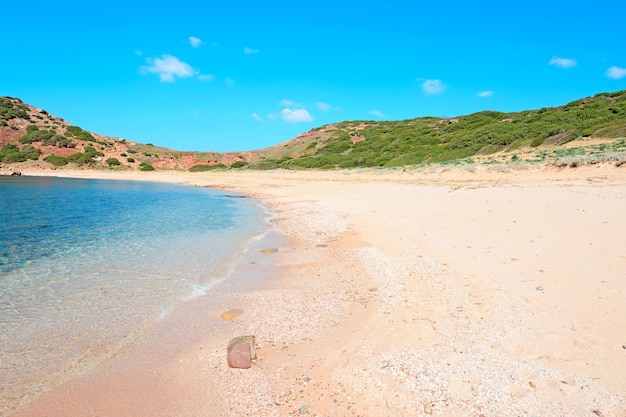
[227,335,256,369]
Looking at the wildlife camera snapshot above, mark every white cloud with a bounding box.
[141,54,196,82]
[267,114,276,121]
[368,110,385,118]
[251,113,263,122]
[281,108,313,123]
[189,36,204,48]
[225,78,235,87]
[244,47,259,55]
[606,66,626,80]
[477,90,493,97]
[198,74,215,82]
[422,79,445,94]
[279,99,299,107]
[316,101,331,111]
[134,49,142,56]
[548,56,577,69]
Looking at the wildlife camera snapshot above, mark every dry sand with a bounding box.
[8,164,626,416]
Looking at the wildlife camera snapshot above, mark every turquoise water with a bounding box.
[0,176,270,412]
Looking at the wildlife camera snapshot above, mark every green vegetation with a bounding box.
[44,154,68,166]
[105,157,121,166]
[0,97,29,126]
[230,160,249,168]
[189,163,226,172]
[127,157,135,163]
[65,125,95,142]
[19,125,75,147]
[139,162,155,171]
[0,143,41,163]
[260,90,626,169]
[64,145,104,166]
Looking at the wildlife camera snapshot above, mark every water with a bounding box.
[0,176,270,412]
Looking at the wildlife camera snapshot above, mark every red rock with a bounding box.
[227,340,251,369]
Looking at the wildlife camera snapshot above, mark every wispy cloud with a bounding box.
[548,56,577,69]
[244,47,259,55]
[279,99,300,107]
[477,90,493,98]
[606,66,626,80]
[141,54,196,82]
[189,36,204,48]
[316,101,331,112]
[198,74,215,82]
[422,79,445,94]
[225,78,235,87]
[251,113,263,122]
[281,108,313,123]
[368,110,385,118]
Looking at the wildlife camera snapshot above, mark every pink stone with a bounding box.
[227,341,251,369]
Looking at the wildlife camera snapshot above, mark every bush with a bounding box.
[105,157,121,166]
[127,157,135,163]
[0,144,28,163]
[22,145,41,160]
[189,164,226,172]
[19,128,56,144]
[65,125,95,142]
[230,160,248,168]
[139,162,155,171]
[83,146,103,157]
[44,154,68,166]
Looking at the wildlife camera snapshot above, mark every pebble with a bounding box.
[298,404,309,414]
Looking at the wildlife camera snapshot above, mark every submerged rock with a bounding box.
[220,308,243,320]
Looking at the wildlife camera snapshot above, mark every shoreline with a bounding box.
[9,164,626,416]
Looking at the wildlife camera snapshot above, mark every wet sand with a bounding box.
[10,164,626,416]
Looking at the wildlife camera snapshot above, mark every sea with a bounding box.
[0,175,272,414]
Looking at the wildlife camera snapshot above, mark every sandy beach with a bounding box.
[9,164,626,416]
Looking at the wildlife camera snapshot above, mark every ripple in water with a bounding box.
[0,176,269,414]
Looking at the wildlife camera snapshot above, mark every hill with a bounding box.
[248,90,626,169]
[1,91,625,173]
[0,97,250,172]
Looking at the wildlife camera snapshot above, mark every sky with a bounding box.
[2,1,625,152]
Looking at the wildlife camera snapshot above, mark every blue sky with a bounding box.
[3,1,625,152]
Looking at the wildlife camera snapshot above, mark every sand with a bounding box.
[8,163,626,416]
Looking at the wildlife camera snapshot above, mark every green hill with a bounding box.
[251,90,626,169]
[2,91,625,171]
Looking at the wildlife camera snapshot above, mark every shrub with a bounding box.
[105,157,121,166]
[127,157,135,163]
[139,162,155,171]
[22,145,41,160]
[0,144,26,163]
[44,154,68,166]
[230,160,248,168]
[19,128,56,144]
[189,164,226,172]
[65,125,95,142]
[83,146,103,157]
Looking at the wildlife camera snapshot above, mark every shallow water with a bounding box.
[0,176,270,413]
